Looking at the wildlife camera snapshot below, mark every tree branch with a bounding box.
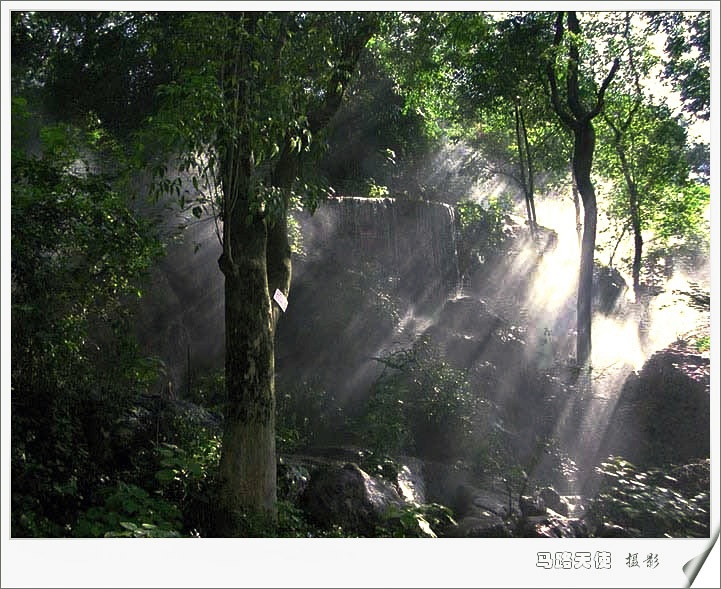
[546,12,576,130]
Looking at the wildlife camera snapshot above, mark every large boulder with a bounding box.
[593,347,710,475]
[538,486,570,517]
[593,264,629,315]
[440,482,513,537]
[301,463,403,535]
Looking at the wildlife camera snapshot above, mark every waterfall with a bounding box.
[276,196,460,405]
[294,197,459,312]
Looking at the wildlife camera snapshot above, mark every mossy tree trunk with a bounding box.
[213,13,377,534]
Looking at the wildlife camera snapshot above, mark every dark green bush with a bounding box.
[586,456,710,538]
[11,104,163,537]
[362,338,488,461]
[376,502,456,538]
[276,381,346,452]
[73,481,182,537]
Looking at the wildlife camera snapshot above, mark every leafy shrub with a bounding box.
[11,114,163,537]
[455,195,513,274]
[376,502,456,538]
[73,481,182,537]
[695,335,710,353]
[586,457,710,538]
[185,369,226,413]
[366,177,390,198]
[362,338,488,461]
[276,381,346,452]
[149,420,222,536]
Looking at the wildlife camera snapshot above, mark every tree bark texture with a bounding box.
[514,100,537,237]
[573,122,598,367]
[217,209,278,528]
[616,146,643,301]
[213,13,377,533]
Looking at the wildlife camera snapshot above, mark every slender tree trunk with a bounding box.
[614,145,643,302]
[573,122,598,366]
[519,104,537,230]
[515,101,536,237]
[547,11,619,367]
[267,213,292,331]
[627,185,643,303]
[608,223,627,269]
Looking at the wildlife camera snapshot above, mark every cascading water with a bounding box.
[292,196,459,311]
[276,196,460,404]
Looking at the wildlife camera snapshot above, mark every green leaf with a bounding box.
[155,469,177,482]
[188,461,203,477]
[120,521,138,531]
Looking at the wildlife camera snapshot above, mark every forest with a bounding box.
[6,7,714,555]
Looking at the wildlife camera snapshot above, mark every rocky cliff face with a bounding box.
[276,197,460,404]
[135,196,460,399]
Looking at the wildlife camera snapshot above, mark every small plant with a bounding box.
[73,481,183,537]
[695,335,710,353]
[366,177,390,198]
[377,502,456,538]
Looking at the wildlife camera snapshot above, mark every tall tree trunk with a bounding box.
[631,204,643,300]
[212,14,378,534]
[572,123,598,366]
[217,208,277,530]
[515,100,536,237]
[519,103,537,231]
[215,143,293,534]
[616,148,643,302]
[547,11,619,367]
[213,11,279,532]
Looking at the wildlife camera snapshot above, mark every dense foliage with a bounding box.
[586,457,710,537]
[455,195,515,277]
[9,9,711,544]
[11,100,163,536]
[362,338,489,461]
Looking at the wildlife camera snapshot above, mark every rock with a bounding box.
[301,463,402,535]
[453,484,509,519]
[531,515,588,538]
[592,348,710,477]
[470,488,509,517]
[277,460,311,503]
[436,297,505,337]
[539,486,569,517]
[520,495,546,517]
[598,523,639,538]
[593,264,628,315]
[447,512,512,538]
[396,457,426,505]
[422,461,472,508]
